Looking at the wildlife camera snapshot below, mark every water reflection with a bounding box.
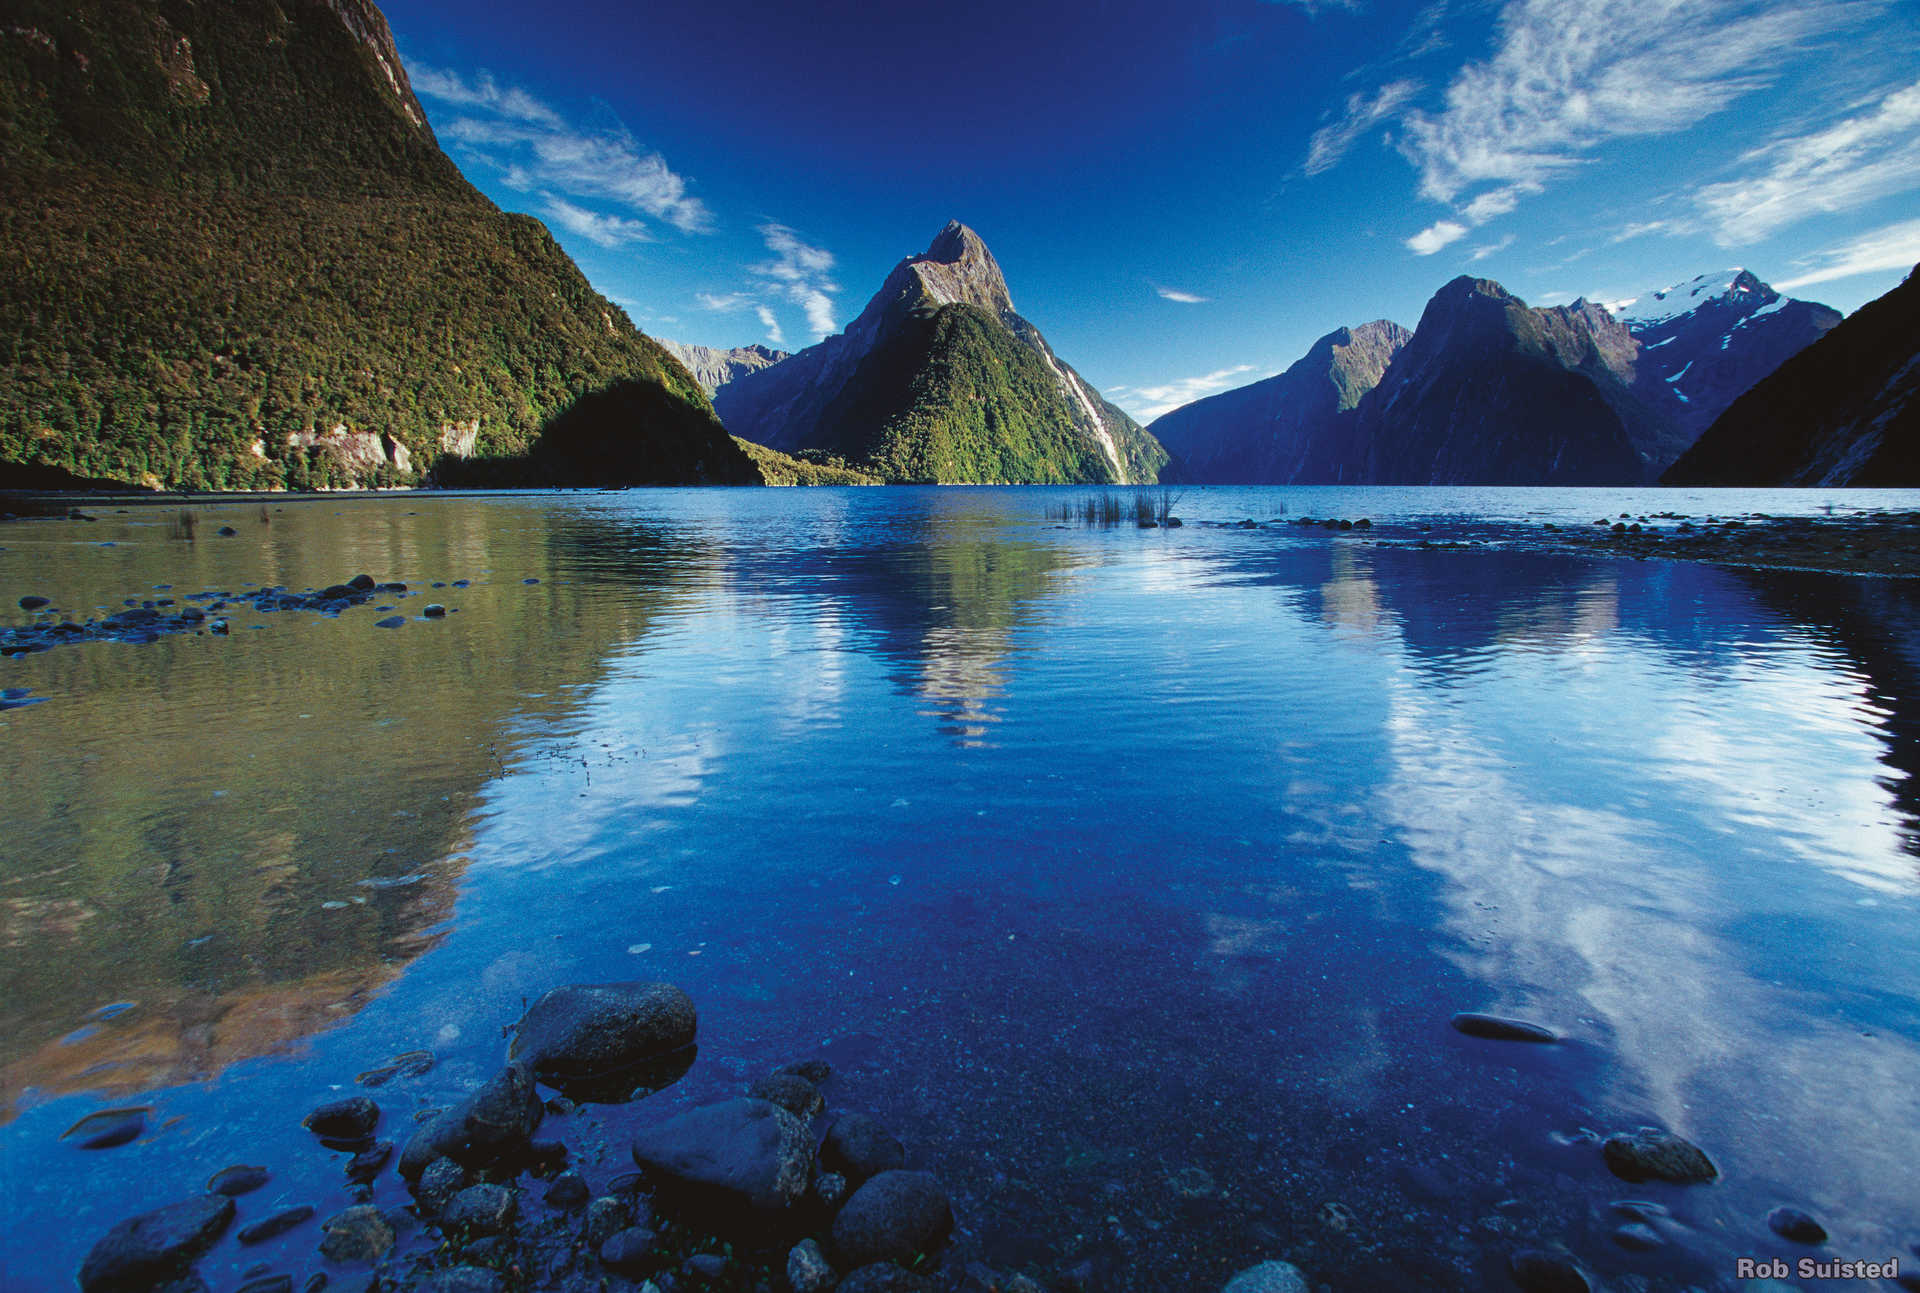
[0,501,704,1111]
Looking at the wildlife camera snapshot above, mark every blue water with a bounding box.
[2,486,1918,1291]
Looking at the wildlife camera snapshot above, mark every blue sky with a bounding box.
[381,0,1920,423]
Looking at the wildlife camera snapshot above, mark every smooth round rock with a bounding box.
[1450,1013,1557,1043]
[398,1065,543,1178]
[304,1097,379,1141]
[1222,1260,1310,1293]
[441,1185,517,1236]
[1508,1249,1589,1293]
[788,1238,836,1293]
[1601,1128,1717,1184]
[208,1165,270,1197]
[510,982,697,1093]
[1767,1206,1827,1244]
[317,1205,394,1263]
[19,595,49,610]
[831,1170,954,1267]
[374,616,405,629]
[79,1195,235,1292]
[414,1157,467,1213]
[599,1226,658,1275]
[424,604,447,617]
[823,1113,908,1182]
[545,1172,590,1208]
[345,1142,392,1184]
[630,1097,811,1211]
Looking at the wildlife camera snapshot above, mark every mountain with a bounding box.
[1149,321,1409,483]
[656,340,790,395]
[1344,277,1662,484]
[1609,269,1842,460]
[714,222,1166,484]
[0,0,756,489]
[1664,265,1920,486]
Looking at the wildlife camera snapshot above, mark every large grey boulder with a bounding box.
[630,1097,811,1210]
[509,982,697,1100]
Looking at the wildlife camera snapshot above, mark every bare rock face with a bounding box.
[656,340,791,395]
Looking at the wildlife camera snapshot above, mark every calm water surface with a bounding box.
[2,486,1918,1291]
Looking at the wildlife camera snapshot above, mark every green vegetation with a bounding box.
[0,0,754,489]
[1047,488,1182,527]
[731,436,881,485]
[814,303,1166,484]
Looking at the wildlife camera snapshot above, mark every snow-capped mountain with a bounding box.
[1607,269,1841,453]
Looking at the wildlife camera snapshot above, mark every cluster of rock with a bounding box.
[4,574,457,656]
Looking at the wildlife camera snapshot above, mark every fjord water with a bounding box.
[2,487,1918,1291]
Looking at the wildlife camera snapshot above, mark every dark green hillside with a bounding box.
[0,0,754,488]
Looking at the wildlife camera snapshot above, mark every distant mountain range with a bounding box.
[714,222,1166,484]
[656,341,791,396]
[0,0,755,489]
[1152,269,1844,486]
[1666,266,1919,486]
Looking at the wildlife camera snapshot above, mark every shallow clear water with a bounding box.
[2,486,1919,1291]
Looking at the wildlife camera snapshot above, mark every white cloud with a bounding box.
[1469,234,1515,261]
[697,292,752,311]
[1609,219,1680,244]
[1694,80,1920,246]
[541,196,653,248]
[1266,0,1363,16]
[412,61,712,236]
[750,224,840,341]
[1775,218,1920,290]
[1392,0,1859,226]
[1110,365,1260,422]
[1306,80,1421,175]
[1406,220,1468,255]
[755,305,786,348]
[1155,285,1209,303]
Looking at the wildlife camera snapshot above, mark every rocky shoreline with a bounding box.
[69,981,1327,1293]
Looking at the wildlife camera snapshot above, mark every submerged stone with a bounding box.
[1601,1128,1717,1184]
[237,1206,315,1245]
[317,1205,393,1263]
[1507,1249,1589,1293]
[79,1195,234,1292]
[399,1064,543,1178]
[304,1096,379,1141]
[823,1113,908,1182]
[206,1164,269,1196]
[1450,1013,1557,1043]
[630,1097,811,1211]
[63,1107,148,1150]
[1768,1205,1828,1244]
[1221,1260,1310,1293]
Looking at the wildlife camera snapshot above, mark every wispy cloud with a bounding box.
[697,292,752,311]
[1264,0,1364,17]
[1609,219,1679,244]
[542,196,653,248]
[1400,0,1857,208]
[1109,365,1260,422]
[1406,220,1468,255]
[1469,234,1515,262]
[1306,80,1421,175]
[751,224,840,341]
[1155,285,1210,304]
[754,305,786,348]
[1694,79,1920,245]
[412,62,712,237]
[1775,218,1920,290]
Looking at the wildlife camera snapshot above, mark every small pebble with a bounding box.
[237,1206,316,1245]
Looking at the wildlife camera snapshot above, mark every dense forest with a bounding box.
[0,0,755,489]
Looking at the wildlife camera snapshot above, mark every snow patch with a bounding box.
[1666,361,1693,384]
[1610,269,1753,329]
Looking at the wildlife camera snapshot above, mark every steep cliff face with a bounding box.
[1664,266,1920,486]
[715,222,1165,484]
[0,0,755,489]
[1347,278,1655,485]
[1149,322,1409,483]
[655,340,791,395]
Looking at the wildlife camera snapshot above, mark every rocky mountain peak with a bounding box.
[900,221,1015,317]
[319,0,432,134]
